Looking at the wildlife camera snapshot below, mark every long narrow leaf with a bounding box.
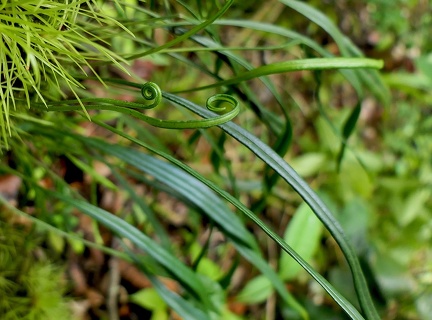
[125,0,234,60]
[0,194,129,261]
[43,189,214,318]
[277,0,389,103]
[214,19,378,98]
[81,121,365,320]
[278,0,352,56]
[46,77,376,318]
[174,58,383,93]
[80,137,309,319]
[162,92,379,319]
[82,138,259,252]
[125,250,212,320]
[109,167,172,250]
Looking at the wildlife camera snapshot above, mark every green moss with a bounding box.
[0,220,72,320]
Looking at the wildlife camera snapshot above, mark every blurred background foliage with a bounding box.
[0,0,431,319]
[280,1,432,318]
[292,1,432,318]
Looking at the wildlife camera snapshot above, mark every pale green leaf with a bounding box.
[129,288,167,311]
[235,275,273,304]
[279,202,323,280]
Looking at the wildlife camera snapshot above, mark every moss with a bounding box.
[0,220,72,320]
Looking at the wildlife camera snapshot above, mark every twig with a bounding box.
[107,238,121,320]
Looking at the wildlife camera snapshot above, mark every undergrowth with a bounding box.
[1,0,430,319]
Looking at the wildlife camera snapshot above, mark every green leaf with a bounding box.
[126,0,234,59]
[214,19,378,97]
[32,93,370,319]
[110,168,172,250]
[340,158,374,199]
[278,0,389,103]
[279,202,323,281]
[89,122,359,319]
[129,288,167,311]
[148,280,210,320]
[79,136,307,319]
[316,116,340,154]
[43,190,213,319]
[278,0,352,56]
[235,245,308,319]
[398,189,431,226]
[0,194,129,261]
[415,54,432,82]
[82,138,258,251]
[290,153,327,178]
[177,58,383,93]
[416,292,432,319]
[67,154,117,190]
[161,91,375,319]
[337,103,362,170]
[235,275,273,304]
[337,199,370,254]
[196,258,224,281]
[220,308,244,320]
[151,309,169,320]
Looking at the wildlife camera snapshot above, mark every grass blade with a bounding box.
[43,189,214,317]
[125,0,234,60]
[80,137,309,319]
[80,120,365,319]
[161,91,378,319]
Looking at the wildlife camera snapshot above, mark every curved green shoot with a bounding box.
[34,82,240,129]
